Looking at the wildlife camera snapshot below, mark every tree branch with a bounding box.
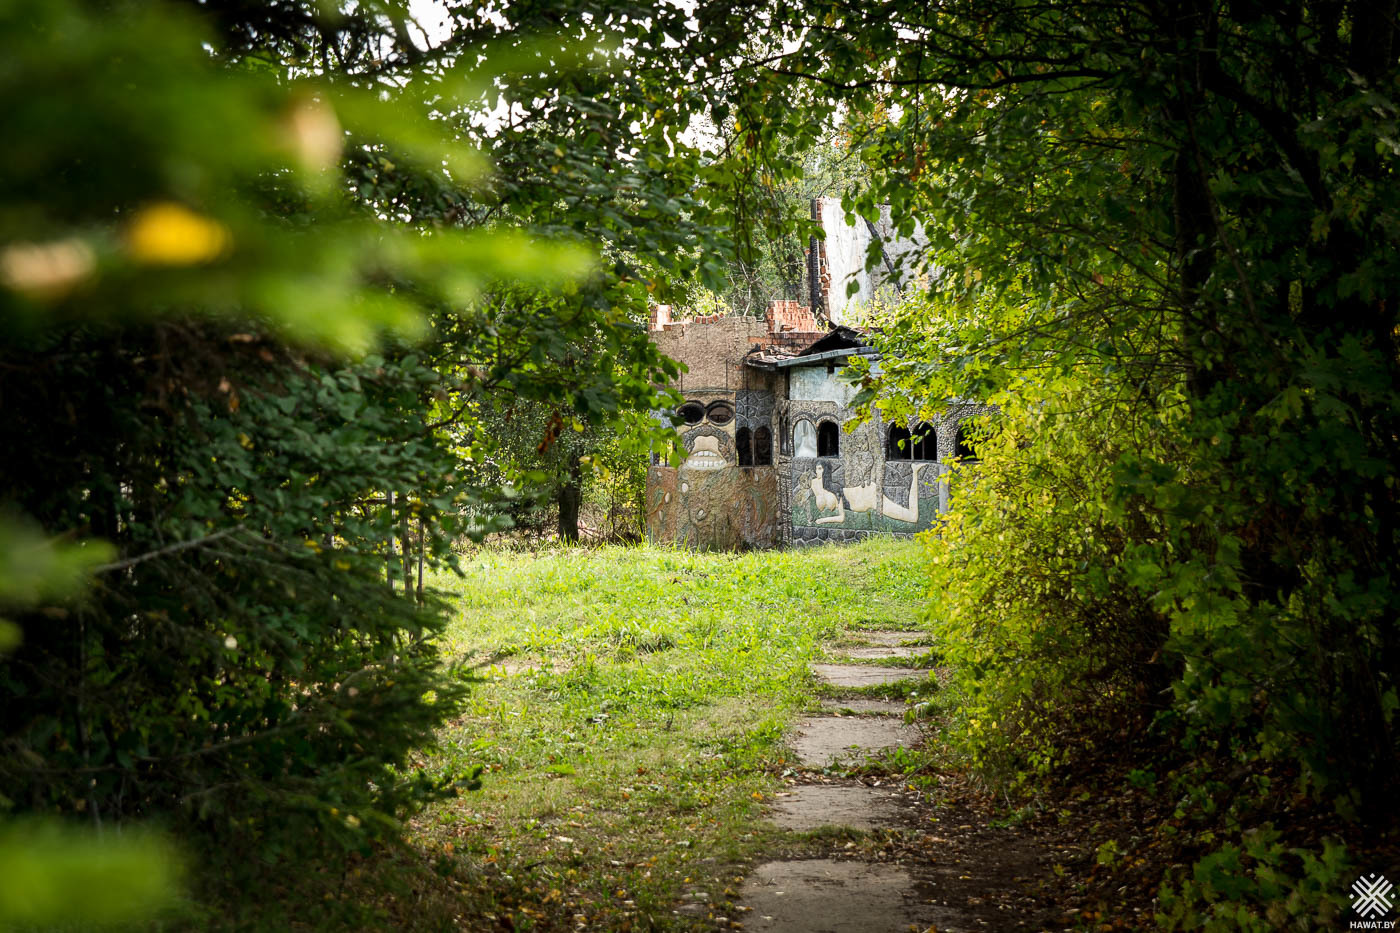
[93,529,239,574]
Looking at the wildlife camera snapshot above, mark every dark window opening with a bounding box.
[705,401,734,425]
[650,450,661,466]
[912,422,937,461]
[817,421,840,457]
[753,426,772,465]
[955,423,977,460]
[678,401,704,425]
[886,425,912,460]
[736,426,753,466]
[779,415,791,455]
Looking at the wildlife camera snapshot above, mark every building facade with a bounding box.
[644,303,988,550]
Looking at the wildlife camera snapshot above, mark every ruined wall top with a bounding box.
[648,300,827,392]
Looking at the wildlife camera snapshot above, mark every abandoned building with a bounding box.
[644,199,989,550]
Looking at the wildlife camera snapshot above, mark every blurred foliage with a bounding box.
[0,821,184,929]
[0,0,590,351]
[0,516,115,652]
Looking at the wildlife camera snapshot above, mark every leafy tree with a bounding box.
[692,127,872,317]
[0,0,619,922]
[452,400,656,543]
[755,0,1400,918]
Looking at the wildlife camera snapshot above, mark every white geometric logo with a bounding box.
[1353,873,1395,918]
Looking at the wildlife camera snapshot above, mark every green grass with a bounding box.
[394,538,928,931]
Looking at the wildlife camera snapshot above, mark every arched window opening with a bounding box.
[955,422,977,460]
[886,424,912,460]
[793,420,817,458]
[912,422,937,461]
[817,421,840,457]
[736,426,753,466]
[753,426,772,466]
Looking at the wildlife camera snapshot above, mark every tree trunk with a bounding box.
[558,454,583,543]
[385,490,397,594]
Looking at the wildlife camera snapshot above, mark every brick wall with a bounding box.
[649,301,828,391]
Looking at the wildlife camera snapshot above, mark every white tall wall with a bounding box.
[816,199,928,325]
[789,366,859,406]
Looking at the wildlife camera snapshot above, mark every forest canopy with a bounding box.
[2,0,1397,929]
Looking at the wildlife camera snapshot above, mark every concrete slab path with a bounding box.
[792,716,920,767]
[767,785,912,831]
[724,623,1059,932]
[812,663,927,687]
[839,645,927,660]
[848,630,927,647]
[737,859,963,933]
[819,698,910,716]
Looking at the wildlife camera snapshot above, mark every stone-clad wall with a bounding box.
[650,317,768,392]
[644,304,995,551]
[779,388,993,547]
[649,311,824,393]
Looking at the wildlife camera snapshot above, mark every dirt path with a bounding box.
[730,629,1066,933]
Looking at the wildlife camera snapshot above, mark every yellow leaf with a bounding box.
[127,203,230,266]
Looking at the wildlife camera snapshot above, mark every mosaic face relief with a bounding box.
[644,464,777,550]
[678,399,737,469]
[644,393,780,549]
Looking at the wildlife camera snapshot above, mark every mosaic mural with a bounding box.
[645,465,778,551]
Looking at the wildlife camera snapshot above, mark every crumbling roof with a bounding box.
[795,325,868,357]
[744,325,876,371]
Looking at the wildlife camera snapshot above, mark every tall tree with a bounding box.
[733,0,1400,918]
[0,0,700,922]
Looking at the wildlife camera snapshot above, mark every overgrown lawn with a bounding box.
[405,538,927,931]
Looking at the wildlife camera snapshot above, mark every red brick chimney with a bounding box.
[765,299,819,335]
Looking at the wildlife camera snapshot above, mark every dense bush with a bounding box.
[0,328,477,860]
[909,387,1171,783]
[803,0,1400,914]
